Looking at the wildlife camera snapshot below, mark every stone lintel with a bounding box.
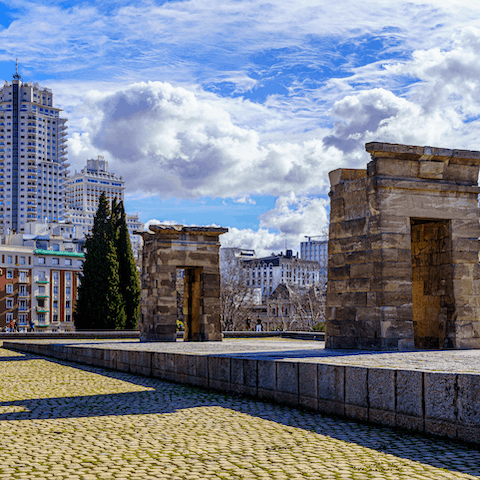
[374,177,480,194]
[136,224,229,240]
[366,142,480,166]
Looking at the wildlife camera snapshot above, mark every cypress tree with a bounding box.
[74,192,127,330]
[115,201,141,329]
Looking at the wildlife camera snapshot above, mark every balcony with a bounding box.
[36,294,49,299]
[36,307,49,313]
[37,279,49,284]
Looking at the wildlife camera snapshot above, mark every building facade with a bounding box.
[300,236,328,264]
[242,250,321,298]
[0,66,68,233]
[64,157,143,251]
[64,157,125,236]
[0,239,84,332]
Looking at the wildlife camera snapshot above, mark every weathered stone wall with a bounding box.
[326,142,480,350]
[139,225,227,342]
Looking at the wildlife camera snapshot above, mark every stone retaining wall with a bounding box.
[3,340,479,445]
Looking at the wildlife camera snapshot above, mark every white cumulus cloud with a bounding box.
[70,81,348,200]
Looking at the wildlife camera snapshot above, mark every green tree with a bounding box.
[74,192,127,330]
[115,201,141,329]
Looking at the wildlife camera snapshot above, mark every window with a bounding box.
[37,299,44,308]
[65,258,72,266]
[77,260,82,266]
[38,271,46,281]
[65,287,71,296]
[6,313,12,321]
[19,285,27,296]
[65,272,71,282]
[19,271,26,282]
[65,314,71,322]
[38,286,45,294]
[38,257,45,264]
[6,255,11,263]
[19,300,27,311]
[6,284,12,294]
[53,286,58,295]
[52,258,59,265]
[6,270,12,279]
[38,313,45,323]
[66,300,71,309]
[6,298,13,308]
[53,272,59,281]
[53,300,58,308]
[19,256,25,265]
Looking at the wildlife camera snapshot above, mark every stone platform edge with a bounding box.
[0,331,325,341]
[3,340,479,445]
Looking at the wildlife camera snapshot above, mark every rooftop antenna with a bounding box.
[13,59,20,80]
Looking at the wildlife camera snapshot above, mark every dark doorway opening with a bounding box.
[411,219,455,349]
[183,267,203,341]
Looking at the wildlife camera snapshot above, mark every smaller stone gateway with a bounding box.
[326,142,480,350]
[137,224,228,342]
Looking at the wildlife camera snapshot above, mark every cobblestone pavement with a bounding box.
[15,338,480,373]
[1,347,479,480]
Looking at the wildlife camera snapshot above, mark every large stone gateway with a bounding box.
[326,142,480,350]
[138,225,228,342]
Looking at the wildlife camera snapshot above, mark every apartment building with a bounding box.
[0,64,68,234]
[242,250,321,298]
[0,235,84,332]
[64,157,143,250]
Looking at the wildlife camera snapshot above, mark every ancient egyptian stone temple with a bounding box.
[326,142,480,350]
[138,225,228,342]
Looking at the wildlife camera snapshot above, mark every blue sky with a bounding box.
[0,0,480,255]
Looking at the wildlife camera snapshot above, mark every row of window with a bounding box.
[5,284,28,294]
[247,264,318,271]
[3,255,28,264]
[37,284,72,294]
[5,313,29,324]
[4,270,28,281]
[38,271,74,282]
[5,298,28,309]
[37,257,82,266]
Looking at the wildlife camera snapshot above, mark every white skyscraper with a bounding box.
[0,63,68,233]
[64,157,143,249]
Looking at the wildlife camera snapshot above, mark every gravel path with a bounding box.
[0,346,479,479]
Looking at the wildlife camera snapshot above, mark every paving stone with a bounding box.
[1,345,479,480]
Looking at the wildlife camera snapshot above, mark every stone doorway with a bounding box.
[137,225,228,342]
[183,266,202,341]
[411,219,455,349]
